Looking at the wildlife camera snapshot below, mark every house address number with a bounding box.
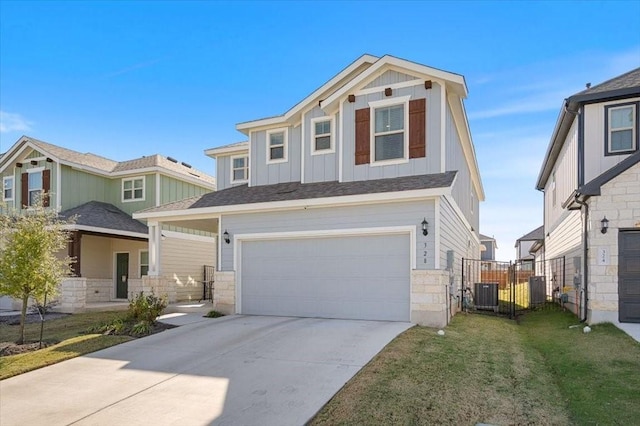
[423,243,428,264]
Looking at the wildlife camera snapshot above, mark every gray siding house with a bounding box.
[536,67,640,324]
[135,54,484,327]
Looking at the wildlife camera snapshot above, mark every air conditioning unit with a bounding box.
[529,276,546,306]
[474,282,498,311]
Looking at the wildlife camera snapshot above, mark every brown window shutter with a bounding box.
[21,173,28,209]
[355,108,370,165]
[409,98,426,159]
[42,169,51,207]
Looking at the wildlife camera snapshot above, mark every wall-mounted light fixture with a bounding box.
[421,218,429,236]
[601,217,609,234]
[223,230,230,244]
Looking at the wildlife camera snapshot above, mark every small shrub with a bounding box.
[130,320,153,336]
[127,292,167,324]
[205,310,225,318]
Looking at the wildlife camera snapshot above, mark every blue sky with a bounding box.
[1,1,639,260]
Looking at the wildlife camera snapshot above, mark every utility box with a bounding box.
[474,282,498,311]
[529,276,546,306]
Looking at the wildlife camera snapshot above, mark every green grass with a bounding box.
[311,308,640,425]
[0,311,134,380]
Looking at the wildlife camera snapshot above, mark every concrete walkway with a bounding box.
[615,322,640,343]
[1,315,412,426]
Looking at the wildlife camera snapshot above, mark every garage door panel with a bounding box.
[241,234,410,321]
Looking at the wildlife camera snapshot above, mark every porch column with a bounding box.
[68,231,82,277]
[148,221,162,276]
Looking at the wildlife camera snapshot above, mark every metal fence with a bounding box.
[461,257,566,318]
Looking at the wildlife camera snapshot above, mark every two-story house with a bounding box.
[536,68,640,324]
[0,136,216,312]
[134,54,484,327]
[514,225,544,270]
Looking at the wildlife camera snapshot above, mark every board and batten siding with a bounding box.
[60,165,114,211]
[362,70,421,90]
[445,103,478,231]
[341,83,442,182]
[216,155,232,190]
[159,175,209,205]
[220,200,435,272]
[545,120,578,231]
[583,97,639,184]
[439,197,478,272]
[112,174,157,215]
[250,125,302,186]
[161,236,216,301]
[303,106,339,183]
[7,157,58,210]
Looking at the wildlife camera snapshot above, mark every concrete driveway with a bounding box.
[1,315,412,426]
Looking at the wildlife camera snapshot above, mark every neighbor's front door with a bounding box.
[116,253,129,299]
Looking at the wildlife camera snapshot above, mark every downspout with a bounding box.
[573,194,589,322]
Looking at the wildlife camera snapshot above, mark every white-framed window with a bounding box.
[266,128,288,163]
[606,102,637,155]
[369,96,410,165]
[139,250,149,277]
[27,168,43,207]
[311,116,334,154]
[231,155,249,183]
[122,176,145,202]
[3,176,14,202]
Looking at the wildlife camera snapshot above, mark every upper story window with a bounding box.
[605,102,638,155]
[231,155,249,183]
[122,176,145,202]
[266,128,288,163]
[3,176,14,202]
[368,96,410,165]
[311,117,334,154]
[27,169,43,206]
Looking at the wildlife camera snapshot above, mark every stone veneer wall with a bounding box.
[587,162,640,324]
[58,278,87,313]
[85,279,113,303]
[411,269,454,328]
[141,276,177,303]
[213,271,236,315]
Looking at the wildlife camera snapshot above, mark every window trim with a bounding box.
[26,167,44,207]
[122,176,146,203]
[266,127,288,164]
[368,95,410,166]
[604,101,639,156]
[310,116,335,155]
[3,175,14,202]
[230,154,249,184]
[139,249,149,278]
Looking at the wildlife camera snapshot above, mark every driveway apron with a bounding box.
[0,315,412,426]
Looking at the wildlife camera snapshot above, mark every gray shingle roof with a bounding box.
[516,225,544,243]
[138,172,457,214]
[60,201,148,235]
[22,137,214,186]
[572,67,640,97]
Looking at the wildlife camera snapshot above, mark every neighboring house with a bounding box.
[480,234,498,261]
[0,136,216,312]
[515,225,544,270]
[536,67,640,324]
[135,54,484,327]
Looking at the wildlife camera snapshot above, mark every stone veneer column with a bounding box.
[410,270,453,328]
[58,277,87,313]
[213,271,236,315]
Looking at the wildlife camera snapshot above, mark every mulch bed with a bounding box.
[0,314,177,357]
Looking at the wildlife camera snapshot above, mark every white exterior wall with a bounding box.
[160,235,216,301]
[587,162,640,323]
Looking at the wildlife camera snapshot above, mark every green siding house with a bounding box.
[0,136,216,312]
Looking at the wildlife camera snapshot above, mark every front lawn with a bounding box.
[311,309,640,425]
[0,311,133,380]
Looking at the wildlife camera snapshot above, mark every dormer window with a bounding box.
[267,128,288,163]
[605,102,638,155]
[231,155,249,183]
[311,117,334,154]
[122,176,145,202]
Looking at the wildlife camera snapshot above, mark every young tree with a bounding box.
[0,201,75,344]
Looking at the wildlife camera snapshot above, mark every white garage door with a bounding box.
[240,233,410,321]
